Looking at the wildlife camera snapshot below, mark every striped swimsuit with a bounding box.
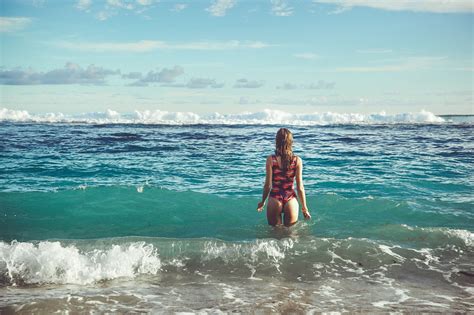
[269,154,297,205]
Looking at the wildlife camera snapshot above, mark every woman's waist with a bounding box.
[271,182,295,190]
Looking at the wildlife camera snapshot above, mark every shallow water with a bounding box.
[0,113,473,312]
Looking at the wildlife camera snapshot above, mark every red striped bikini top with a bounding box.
[271,154,297,190]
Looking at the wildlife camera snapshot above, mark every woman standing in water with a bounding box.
[257,128,311,226]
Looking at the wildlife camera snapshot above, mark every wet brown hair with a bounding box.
[275,128,294,172]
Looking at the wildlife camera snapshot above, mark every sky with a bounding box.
[0,0,473,115]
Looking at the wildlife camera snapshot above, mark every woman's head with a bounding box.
[275,128,293,154]
[275,128,293,172]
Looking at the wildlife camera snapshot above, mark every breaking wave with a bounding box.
[1,230,472,286]
[0,241,160,285]
[0,108,446,125]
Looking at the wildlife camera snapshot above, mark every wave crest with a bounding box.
[0,241,160,285]
[0,108,445,125]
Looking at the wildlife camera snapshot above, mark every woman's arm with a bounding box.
[257,156,273,212]
[295,156,311,219]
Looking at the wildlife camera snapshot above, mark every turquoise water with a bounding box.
[0,117,473,312]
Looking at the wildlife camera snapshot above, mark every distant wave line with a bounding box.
[0,108,450,125]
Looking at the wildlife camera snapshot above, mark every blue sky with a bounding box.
[1,0,473,114]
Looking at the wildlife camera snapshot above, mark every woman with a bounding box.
[257,128,311,226]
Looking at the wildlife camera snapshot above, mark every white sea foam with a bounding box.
[396,224,474,248]
[441,228,474,247]
[0,108,447,125]
[202,238,292,264]
[0,241,161,285]
[378,245,406,263]
[201,238,294,276]
[77,184,87,190]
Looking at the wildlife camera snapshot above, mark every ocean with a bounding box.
[0,109,473,313]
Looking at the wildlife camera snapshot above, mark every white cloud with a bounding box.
[59,40,160,52]
[238,97,261,104]
[356,48,393,54]
[0,17,31,33]
[239,96,250,104]
[293,53,319,60]
[107,0,134,10]
[334,56,447,72]
[31,0,45,7]
[449,66,474,72]
[335,65,405,72]
[276,83,298,90]
[0,62,120,85]
[269,96,371,107]
[128,66,184,86]
[185,78,224,89]
[234,78,264,88]
[313,0,474,13]
[136,0,154,5]
[75,0,92,11]
[162,78,225,88]
[96,10,116,20]
[277,80,335,89]
[56,40,271,52]
[271,0,293,16]
[327,5,351,14]
[89,0,157,20]
[122,72,142,79]
[206,0,236,16]
[172,3,187,11]
[305,80,335,89]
